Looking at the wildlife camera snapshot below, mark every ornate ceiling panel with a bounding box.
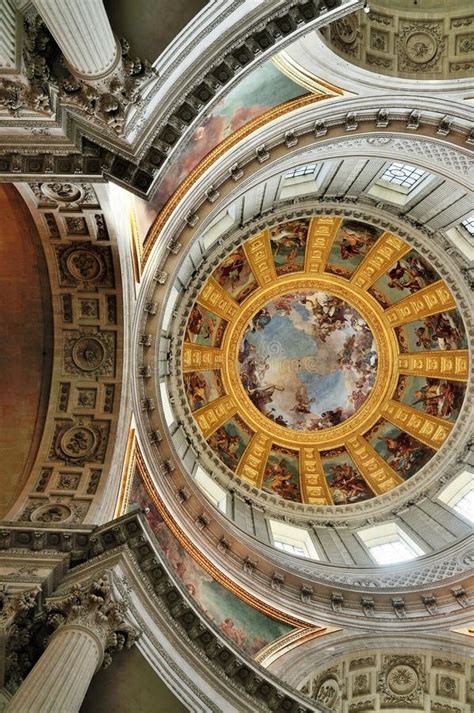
[175,215,468,506]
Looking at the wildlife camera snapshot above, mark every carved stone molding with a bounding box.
[0,515,323,713]
[0,1,365,195]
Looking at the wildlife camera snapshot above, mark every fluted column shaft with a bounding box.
[32,0,120,79]
[6,625,102,713]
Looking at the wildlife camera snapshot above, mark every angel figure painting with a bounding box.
[238,290,378,431]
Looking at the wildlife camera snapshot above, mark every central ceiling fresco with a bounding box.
[180,216,468,506]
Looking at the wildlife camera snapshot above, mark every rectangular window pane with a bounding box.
[284,164,316,179]
[461,216,474,237]
[454,489,474,522]
[380,162,425,191]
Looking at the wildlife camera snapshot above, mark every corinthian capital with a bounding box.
[45,575,139,666]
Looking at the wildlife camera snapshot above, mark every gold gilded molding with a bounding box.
[115,428,137,518]
[222,273,398,449]
[194,396,237,438]
[143,92,332,266]
[351,232,410,290]
[305,216,341,274]
[398,351,469,382]
[381,399,453,450]
[384,282,457,327]
[300,447,333,505]
[243,231,277,287]
[135,447,307,628]
[236,431,272,487]
[197,277,239,321]
[345,434,403,495]
[183,344,224,372]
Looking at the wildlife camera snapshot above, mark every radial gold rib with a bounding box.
[236,431,272,488]
[243,231,277,287]
[300,446,333,505]
[384,281,456,327]
[197,277,239,321]
[351,232,410,290]
[398,350,469,382]
[381,399,453,450]
[182,344,224,372]
[194,396,237,439]
[305,216,342,273]
[345,435,404,496]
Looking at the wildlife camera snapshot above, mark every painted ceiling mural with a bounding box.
[181,216,468,506]
[129,467,293,655]
[131,61,308,239]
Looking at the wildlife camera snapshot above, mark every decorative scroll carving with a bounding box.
[300,447,333,505]
[305,217,341,274]
[381,399,452,449]
[182,344,224,372]
[236,432,271,486]
[384,282,456,327]
[1,588,42,694]
[197,277,239,321]
[194,396,237,439]
[346,435,403,494]
[351,233,410,290]
[243,232,277,287]
[397,351,469,382]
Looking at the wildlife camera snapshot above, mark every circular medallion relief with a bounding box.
[72,336,105,371]
[405,32,438,64]
[386,664,419,695]
[41,182,83,203]
[238,290,377,432]
[32,504,72,524]
[66,249,103,282]
[60,426,97,458]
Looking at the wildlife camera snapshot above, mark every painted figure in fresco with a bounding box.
[239,290,379,431]
[185,373,208,410]
[250,308,271,332]
[219,618,246,649]
[270,221,308,273]
[415,313,462,350]
[413,379,459,418]
[186,305,203,338]
[208,429,241,468]
[339,227,373,260]
[266,459,300,500]
[387,255,435,294]
[248,384,280,412]
[270,221,307,255]
[383,432,424,475]
[215,251,246,288]
[290,385,314,414]
[273,296,294,315]
[328,464,367,504]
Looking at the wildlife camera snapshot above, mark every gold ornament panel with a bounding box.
[180,216,468,506]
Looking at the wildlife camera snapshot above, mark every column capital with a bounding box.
[45,574,140,668]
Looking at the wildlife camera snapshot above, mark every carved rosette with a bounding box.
[45,576,139,667]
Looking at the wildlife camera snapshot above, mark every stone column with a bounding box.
[6,576,139,713]
[31,0,120,80]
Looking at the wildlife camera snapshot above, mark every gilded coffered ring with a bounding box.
[171,215,468,507]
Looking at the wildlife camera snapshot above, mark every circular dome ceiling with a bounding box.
[175,215,468,506]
